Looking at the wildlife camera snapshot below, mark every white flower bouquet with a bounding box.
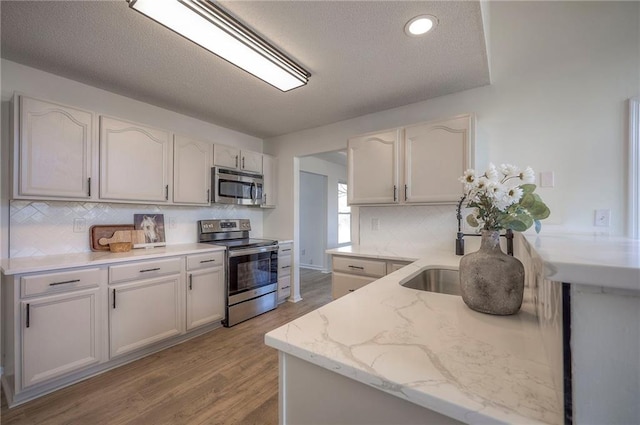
[459,163,550,232]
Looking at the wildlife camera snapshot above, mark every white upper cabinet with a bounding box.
[404,115,473,203]
[347,115,474,205]
[213,144,263,174]
[173,135,212,205]
[347,129,401,205]
[261,154,277,208]
[99,116,172,202]
[16,95,95,199]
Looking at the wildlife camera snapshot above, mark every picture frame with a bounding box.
[133,214,167,248]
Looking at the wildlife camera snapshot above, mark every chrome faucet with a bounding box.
[455,196,514,256]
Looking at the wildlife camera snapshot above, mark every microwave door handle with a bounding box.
[251,182,256,201]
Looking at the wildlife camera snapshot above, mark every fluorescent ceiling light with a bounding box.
[128,0,310,91]
[405,15,438,37]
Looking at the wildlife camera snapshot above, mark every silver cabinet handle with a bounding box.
[405,184,408,201]
[206,189,210,203]
[348,265,364,270]
[235,155,239,168]
[165,185,169,200]
[242,157,245,169]
[88,177,92,197]
[189,274,193,290]
[140,267,160,273]
[199,259,216,263]
[113,289,116,309]
[26,303,30,328]
[49,279,80,286]
[393,185,397,202]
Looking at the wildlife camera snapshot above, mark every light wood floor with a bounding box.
[1,268,332,425]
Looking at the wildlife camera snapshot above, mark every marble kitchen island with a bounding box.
[265,234,640,424]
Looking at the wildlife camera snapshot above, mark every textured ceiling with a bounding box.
[1,0,489,139]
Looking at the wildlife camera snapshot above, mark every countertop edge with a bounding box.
[1,243,226,275]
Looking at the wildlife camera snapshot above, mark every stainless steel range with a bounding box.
[198,219,278,327]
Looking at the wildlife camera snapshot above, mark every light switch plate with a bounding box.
[540,171,555,188]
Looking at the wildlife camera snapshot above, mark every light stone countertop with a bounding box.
[0,243,226,275]
[266,246,561,424]
[522,233,640,290]
[267,234,640,424]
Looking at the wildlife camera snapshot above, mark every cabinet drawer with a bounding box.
[279,243,293,255]
[279,255,292,276]
[332,256,386,277]
[21,268,102,297]
[109,257,182,284]
[186,251,224,271]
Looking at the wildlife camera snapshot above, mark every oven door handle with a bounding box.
[228,245,278,257]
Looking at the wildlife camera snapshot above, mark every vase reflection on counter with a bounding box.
[459,230,525,315]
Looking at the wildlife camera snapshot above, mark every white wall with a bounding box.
[299,156,347,269]
[264,1,639,246]
[1,60,265,257]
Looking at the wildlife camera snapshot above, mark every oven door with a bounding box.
[213,168,264,206]
[227,246,278,306]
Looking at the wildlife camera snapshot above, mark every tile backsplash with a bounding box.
[358,204,459,250]
[9,200,263,258]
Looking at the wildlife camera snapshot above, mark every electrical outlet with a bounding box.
[594,209,611,227]
[168,216,177,229]
[73,218,86,233]
[371,218,379,231]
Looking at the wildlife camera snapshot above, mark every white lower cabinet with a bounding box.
[331,255,411,299]
[22,288,102,388]
[186,251,225,330]
[1,250,227,407]
[109,274,182,357]
[332,272,378,299]
[277,242,292,303]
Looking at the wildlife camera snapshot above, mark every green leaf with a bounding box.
[528,200,551,220]
[466,214,479,228]
[520,193,536,209]
[520,184,537,195]
[503,214,533,232]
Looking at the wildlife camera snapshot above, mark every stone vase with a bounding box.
[459,230,524,315]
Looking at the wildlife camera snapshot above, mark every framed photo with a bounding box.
[134,214,166,248]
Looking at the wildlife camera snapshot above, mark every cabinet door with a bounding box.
[109,275,181,357]
[18,96,94,199]
[261,154,277,207]
[241,150,263,173]
[213,144,240,169]
[186,267,225,330]
[21,288,101,388]
[404,115,473,203]
[173,135,212,204]
[332,272,378,299]
[100,116,171,202]
[347,129,401,204]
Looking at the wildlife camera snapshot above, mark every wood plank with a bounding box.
[1,269,332,425]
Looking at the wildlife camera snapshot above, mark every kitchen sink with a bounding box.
[400,268,461,296]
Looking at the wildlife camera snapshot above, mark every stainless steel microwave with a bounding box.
[212,167,264,206]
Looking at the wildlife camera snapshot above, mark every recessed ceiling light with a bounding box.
[404,15,438,37]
